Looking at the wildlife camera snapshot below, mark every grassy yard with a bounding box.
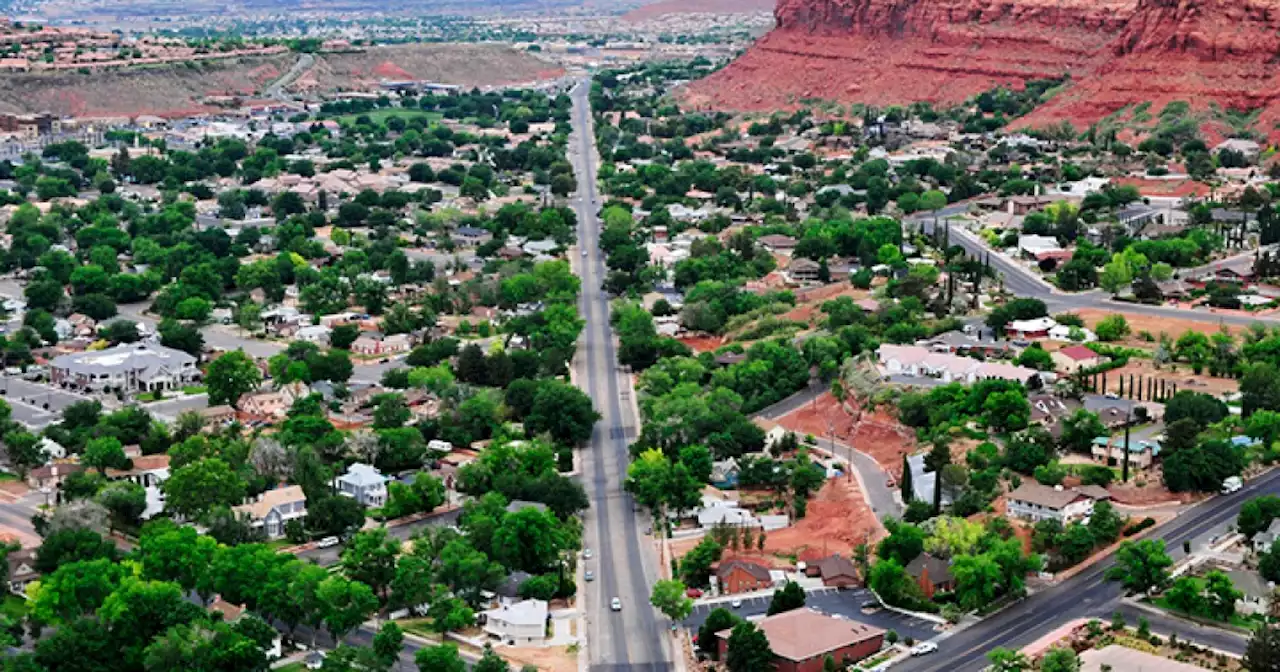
[335,108,443,125]
[136,392,160,402]
[1150,584,1263,630]
[1,595,28,620]
[183,385,207,395]
[396,618,443,642]
[264,538,296,552]
[0,472,18,482]
[275,663,306,672]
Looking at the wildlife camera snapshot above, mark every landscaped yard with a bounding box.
[274,663,305,672]
[1149,578,1263,630]
[2,594,28,620]
[335,108,443,125]
[183,385,207,395]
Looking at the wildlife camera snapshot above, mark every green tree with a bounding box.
[725,621,773,672]
[524,379,599,445]
[317,575,378,641]
[650,578,694,621]
[1244,625,1280,672]
[416,644,468,672]
[1040,647,1080,672]
[340,528,401,601]
[766,580,806,615]
[1106,539,1172,594]
[207,350,263,407]
[698,608,740,660]
[987,647,1031,671]
[162,458,247,519]
[474,645,511,672]
[1205,569,1243,621]
[1095,315,1131,342]
[82,436,128,473]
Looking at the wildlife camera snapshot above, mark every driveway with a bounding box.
[683,586,940,644]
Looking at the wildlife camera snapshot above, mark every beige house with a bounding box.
[1052,345,1102,373]
[233,486,307,539]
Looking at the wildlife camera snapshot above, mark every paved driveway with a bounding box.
[683,586,941,644]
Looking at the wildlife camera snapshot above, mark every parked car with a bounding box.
[317,536,340,549]
[730,599,742,609]
[610,597,622,611]
[584,570,594,582]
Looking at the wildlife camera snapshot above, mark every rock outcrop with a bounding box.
[685,0,1280,136]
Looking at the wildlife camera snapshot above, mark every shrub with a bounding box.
[1124,517,1156,536]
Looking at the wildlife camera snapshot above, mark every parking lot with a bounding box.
[0,377,89,428]
[683,586,941,645]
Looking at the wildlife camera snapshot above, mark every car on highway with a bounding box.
[730,599,742,609]
[583,548,593,559]
[610,597,622,611]
[582,249,588,257]
[317,536,340,549]
[585,570,594,582]
[910,642,938,656]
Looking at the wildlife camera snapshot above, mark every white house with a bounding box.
[333,462,388,507]
[1006,482,1107,523]
[296,325,332,344]
[482,598,548,645]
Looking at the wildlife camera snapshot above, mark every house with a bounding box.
[351,332,412,356]
[1017,235,1063,260]
[232,485,307,539]
[1048,324,1095,343]
[877,345,1040,386]
[481,598,548,646]
[208,596,282,658]
[1254,518,1280,553]
[452,226,493,247]
[1157,279,1191,299]
[26,462,84,490]
[715,609,885,672]
[200,405,237,426]
[7,548,39,596]
[1091,436,1160,470]
[1225,569,1271,616]
[105,454,172,520]
[711,458,740,489]
[1006,482,1101,523]
[238,390,290,419]
[758,234,797,253]
[918,331,1011,358]
[811,554,860,588]
[1215,138,1262,160]
[50,343,200,393]
[754,418,792,452]
[333,463,388,507]
[495,571,534,601]
[1006,317,1057,339]
[787,257,822,283]
[305,652,326,670]
[1052,345,1102,373]
[296,325,332,344]
[1117,204,1162,233]
[904,553,954,598]
[1210,257,1257,285]
[716,559,774,594]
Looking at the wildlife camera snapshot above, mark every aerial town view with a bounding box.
[3,0,1280,671]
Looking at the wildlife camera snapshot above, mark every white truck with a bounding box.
[1221,476,1243,494]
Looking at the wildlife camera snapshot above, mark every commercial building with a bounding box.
[50,343,200,393]
[715,608,885,672]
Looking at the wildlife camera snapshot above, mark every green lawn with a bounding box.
[1,595,28,620]
[1150,586,1263,630]
[334,108,442,125]
[135,392,160,402]
[264,538,296,552]
[0,472,18,482]
[183,385,207,395]
[275,663,306,672]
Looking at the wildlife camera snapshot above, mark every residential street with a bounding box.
[568,76,672,672]
[683,586,939,644]
[895,467,1280,671]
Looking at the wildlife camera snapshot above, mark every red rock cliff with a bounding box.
[685,0,1280,136]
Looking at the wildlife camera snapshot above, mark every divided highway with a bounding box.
[567,77,672,672]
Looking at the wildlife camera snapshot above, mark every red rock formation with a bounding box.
[686,0,1280,137]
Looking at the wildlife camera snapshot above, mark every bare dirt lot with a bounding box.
[776,394,916,476]
[1096,358,1239,397]
[1073,308,1243,343]
[761,478,885,557]
[292,44,561,94]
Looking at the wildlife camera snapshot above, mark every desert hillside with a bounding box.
[685,0,1280,138]
[0,43,560,119]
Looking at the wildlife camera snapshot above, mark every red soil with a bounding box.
[777,393,916,475]
[678,334,726,353]
[372,61,415,80]
[685,0,1280,141]
[761,478,886,557]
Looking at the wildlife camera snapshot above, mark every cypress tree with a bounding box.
[901,454,914,503]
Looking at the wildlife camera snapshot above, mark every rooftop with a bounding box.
[717,608,884,662]
[50,343,196,377]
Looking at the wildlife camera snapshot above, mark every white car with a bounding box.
[585,570,595,582]
[583,548,593,559]
[910,642,938,656]
[610,597,622,611]
[317,536,340,549]
[730,599,742,609]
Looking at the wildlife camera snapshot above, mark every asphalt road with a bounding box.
[569,77,671,672]
[918,212,1280,328]
[683,587,940,644]
[294,507,462,567]
[895,467,1280,671]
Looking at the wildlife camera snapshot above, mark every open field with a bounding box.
[291,44,562,94]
